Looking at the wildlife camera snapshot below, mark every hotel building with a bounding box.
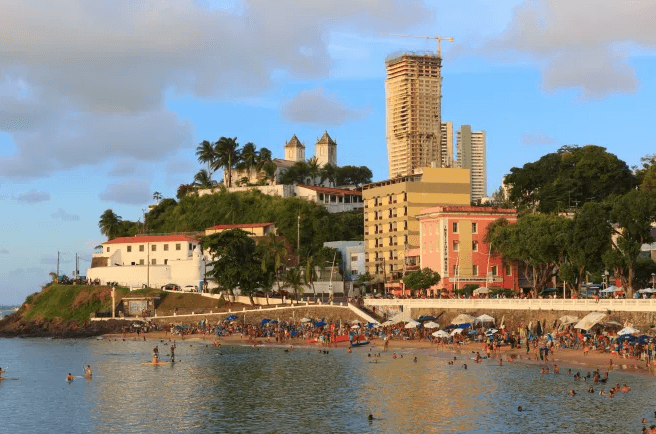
[456,125,486,203]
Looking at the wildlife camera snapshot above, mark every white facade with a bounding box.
[88,235,208,288]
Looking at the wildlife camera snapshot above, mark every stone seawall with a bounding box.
[408,307,656,330]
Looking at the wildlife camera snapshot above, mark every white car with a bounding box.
[183,285,198,293]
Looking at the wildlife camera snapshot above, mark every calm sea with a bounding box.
[1,337,655,433]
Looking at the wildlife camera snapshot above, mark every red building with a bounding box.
[416,206,519,293]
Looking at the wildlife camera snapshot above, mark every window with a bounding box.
[472,265,478,275]
[139,245,144,252]
[151,244,156,251]
[106,247,110,253]
[351,255,358,263]
[351,269,359,276]
[151,259,156,265]
[404,235,408,244]
[139,259,144,265]
[491,265,498,276]
[428,224,432,236]
[472,222,478,233]
[404,220,408,230]
[453,265,459,275]
[453,222,458,233]
[164,244,169,251]
[176,243,181,251]
[127,246,132,253]
[453,241,459,252]
[505,265,512,276]
[472,241,478,252]
[189,243,193,250]
[429,242,433,253]
[164,259,168,265]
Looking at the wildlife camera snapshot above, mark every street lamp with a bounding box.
[652,273,655,289]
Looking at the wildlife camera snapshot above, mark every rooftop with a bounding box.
[297,184,362,196]
[103,234,200,245]
[206,222,275,230]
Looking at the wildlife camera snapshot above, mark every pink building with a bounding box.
[417,206,519,293]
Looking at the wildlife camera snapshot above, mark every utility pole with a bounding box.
[56,251,60,283]
[297,213,300,265]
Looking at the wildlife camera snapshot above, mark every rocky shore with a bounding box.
[0,312,137,338]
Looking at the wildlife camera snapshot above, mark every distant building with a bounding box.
[456,125,486,203]
[323,241,365,282]
[362,167,471,282]
[87,235,205,288]
[385,53,443,178]
[205,222,277,237]
[417,206,519,292]
[440,121,454,167]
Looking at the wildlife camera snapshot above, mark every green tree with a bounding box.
[213,137,241,188]
[202,229,264,305]
[320,163,338,187]
[283,266,304,303]
[262,161,277,185]
[152,191,162,204]
[303,256,319,299]
[336,165,373,186]
[402,267,440,296]
[176,184,195,200]
[193,169,216,188]
[258,233,288,297]
[355,272,373,295]
[634,257,656,289]
[604,189,656,297]
[505,145,636,213]
[238,142,258,181]
[196,139,217,182]
[279,161,310,185]
[99,209,123,240]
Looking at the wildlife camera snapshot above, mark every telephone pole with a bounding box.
[56,251,60,283]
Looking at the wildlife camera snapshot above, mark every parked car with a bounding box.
[183,285,198,292]
[162,283,180,291]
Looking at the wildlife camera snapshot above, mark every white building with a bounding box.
[456,125,486,203]
[87,235,207,289]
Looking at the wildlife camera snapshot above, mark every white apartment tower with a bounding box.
[385,53,443,178]
[440,121,453,167]
[456,125,486,203]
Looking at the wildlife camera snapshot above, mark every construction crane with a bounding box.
[386,34,454,58]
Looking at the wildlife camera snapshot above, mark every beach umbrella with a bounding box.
[417,315,437,322]
[450,328,464,337]
[451,314,476,325]
[269,319,278,324]
[351,324,360,329]
[432,330,450,338]
[405,320,421,329]
[260,319,271,326]
[485,329,499,335]
[225,315,238,321]
[618,326,640,336]
[473,287,489,295]
[573,312,607,331]
[423,321,440,329]
[475,314,495,325]
[350,319,362,325]
[365,322,377,329]
[315,321,326,327]
[300,317,312,323]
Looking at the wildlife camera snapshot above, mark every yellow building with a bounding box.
[362,167,470,280]
[205,222,277,237]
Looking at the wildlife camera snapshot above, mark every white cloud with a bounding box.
[484,0,656,98]
[99,180,151,205]
[0,0,429,179]
[15,189,50,203]
[521,132,559,147]
[51,208,81,222]
[281,87,371,125]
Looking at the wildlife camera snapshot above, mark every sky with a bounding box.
[1,0,656,305]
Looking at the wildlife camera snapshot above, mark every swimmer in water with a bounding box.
[0,367,5,380]
[588,387,594,393]
[553,364,559,374]
[569,389,576,396]
[462,363,468,370]
[84,365,92,379]
[67,373,74,381]
[392,352,397,359]
[518,406,523,412]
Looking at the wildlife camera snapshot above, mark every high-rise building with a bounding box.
[440,121,453,167]
[456,125,486,203]
[385,53,443,178]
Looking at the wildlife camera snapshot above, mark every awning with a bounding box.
[573,312,607,331]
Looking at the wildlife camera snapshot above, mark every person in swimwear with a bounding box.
[153,345,160,363]
[67,373,75,381]
[0,367,5,380]
[84,365,92,378]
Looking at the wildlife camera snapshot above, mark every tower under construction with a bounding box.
[385,53,443,178]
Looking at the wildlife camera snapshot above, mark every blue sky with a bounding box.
[1,0,655,305]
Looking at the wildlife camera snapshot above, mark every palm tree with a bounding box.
[213,137,240,188]
[304,256,319,300]
[48,271,58,283]
[193,169,216,189]
[195,140,217,182]
[283,266,304,304]
[152,191,162,204]
[99,209,122,240]
[239,142,258,181]
[307,157,320,186]
[320,163,337,187]
[263,161,277,185]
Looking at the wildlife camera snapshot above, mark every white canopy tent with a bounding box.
[618,326,640,336]
[450,328,464,337]
[475,314,495,325]
[405,320,421,329]
[473,287,489,295]
[573,312,607,331]
[451,314,476,325]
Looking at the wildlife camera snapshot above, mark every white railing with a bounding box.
[364,298,656,312]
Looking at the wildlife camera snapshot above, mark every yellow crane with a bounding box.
[385,34,454,58]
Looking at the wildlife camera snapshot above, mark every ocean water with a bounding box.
[1,337,655,433]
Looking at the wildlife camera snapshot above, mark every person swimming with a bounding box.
[517,406,523,412]
[588,387,594,393]
[569,389,576,396]
[84,365,92,378]
[0,367,5,381]
[462,363,468,369]
[67,373,74,381]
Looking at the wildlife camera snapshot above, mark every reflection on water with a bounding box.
[1,338,655,433]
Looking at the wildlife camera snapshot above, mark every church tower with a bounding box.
[284,134,305,162]
[315,131,337,167]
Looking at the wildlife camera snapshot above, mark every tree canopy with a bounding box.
[402,267,440,295]
[504,145,636,213]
